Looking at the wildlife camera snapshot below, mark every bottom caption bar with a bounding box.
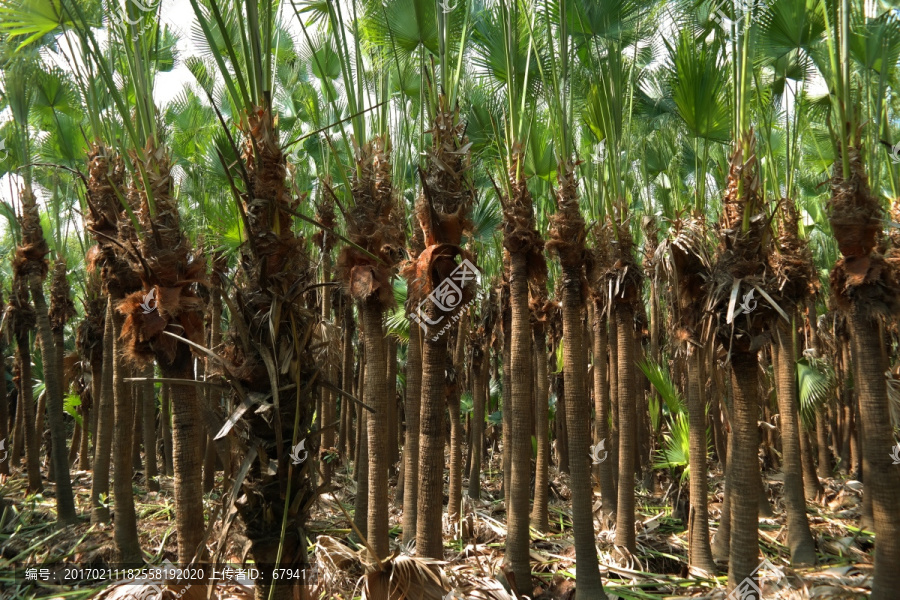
[11,562,319,587]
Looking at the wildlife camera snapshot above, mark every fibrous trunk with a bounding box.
[772,322,816,566]
[530,324,550,531]
[560,266,605,597]
[686,351,716,573]
[402,322,422,541]
[505,251,533,589]
[362,301,390,557]
[615,303,637,552]
[848,310,900,599]
[592,299,616,514]
[727,351,761,593]
[90,298,115,523]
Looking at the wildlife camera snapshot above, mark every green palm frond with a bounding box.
[652,411,702,483]
[797,356,833,428]
[664,26,731,143]
[639,358,685,414]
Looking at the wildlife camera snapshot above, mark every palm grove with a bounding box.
[0,0,898,598]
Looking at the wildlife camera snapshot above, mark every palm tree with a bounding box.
[820,1,900,595]
[408,95,476,559]
[657,216,717,574]
[547,161,607,597]
[117,137,207,566]
[337,136,403,558]
[1,50,77,523]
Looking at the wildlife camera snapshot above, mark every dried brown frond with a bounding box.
[417,95,474,246]
[709,136,781,353]
[657,216,711,342]
[7,276,35,338]
[85,144,141,297]
[827,142,882,259]
[608,215,644,307]
[829,254,900,316]
[313,180,337,253]
[588,220,616,300]
[75,273,106,372]
[13,186,49,280]
[770,199,818,305]
[404,95,477,320]
[239,107,303,286]
[362,554,448,600]
[500,147,546,287]
[546,159,585,270]
[49,258,76,334]
[117,138,207,366]
[336,137,404,310]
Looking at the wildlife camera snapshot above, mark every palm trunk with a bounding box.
[505,252,533,590]
[69,423,81,466]
[448,319,467,524]
[354,402,369,541]
[168,355,206,565]
[592,299,616,515]
[362,301,390,557]
[111,308,142,561]
[816,406,832,478]
[402,322,423,542]
[712,424,733,560]
[0,319,7,477]
[798,424,822,501]
[530,323,550,531]
[16,332,42,493]
[161,384,174,476]
[560,265,606,597]
[447,362,463,524]
[848,309,900,599]
[501,301,513,500]
[607,310,619,484]
[726,351,761,593]
[772,322,816,565]
[132,377,143,471]
[138,361,158,492]
[341,302,355,462]
[11,380,24,468]
[321,258,335,484]
[78,392,91,471]
[29,275,76,523]
[615,303,637,552]
[90,298,115,523]
[468,339,486,500]
[111,307,141,562]
[387,337,399,467]
[686,350,716,572]
[417,316,447,559]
